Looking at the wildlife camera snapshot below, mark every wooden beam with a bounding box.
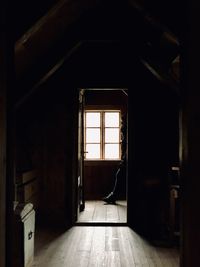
[128,0,179,42]
[1,3,15,267]
[15,41,82,109]
[0,6,8,267]
[15,0,102,79]
[15,40,123,109]
[180,3,200,265]
[140,59,179,95]
[0,64,6,267]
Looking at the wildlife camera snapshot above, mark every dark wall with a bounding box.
[84,161,121,200]
[128,64,179,239]
[16,77,78,227]
[180,9,200,264]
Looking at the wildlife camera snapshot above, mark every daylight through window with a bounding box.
[85,111,121,160]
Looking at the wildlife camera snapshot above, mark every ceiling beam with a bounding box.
[15,0,102,79]
[15,41,83,109]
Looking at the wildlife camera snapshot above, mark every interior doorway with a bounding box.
[76,88,128,224]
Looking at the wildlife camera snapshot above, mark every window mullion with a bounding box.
[84,111,86,157]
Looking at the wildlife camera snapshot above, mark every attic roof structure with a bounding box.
[14,0,180,105]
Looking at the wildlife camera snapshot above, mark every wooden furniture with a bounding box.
[16,170,39,209]
[14,203,35,267]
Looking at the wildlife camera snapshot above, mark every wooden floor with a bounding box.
[32,226,179,267]
[77,200,127,223]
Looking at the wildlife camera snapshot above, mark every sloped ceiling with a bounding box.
[14,0,181,41]
[15,0,180,101]
[130,0,182,37]
[15,0,103,78]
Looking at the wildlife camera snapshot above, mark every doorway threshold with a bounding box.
[77,200,127,224]
[75,222,128,226]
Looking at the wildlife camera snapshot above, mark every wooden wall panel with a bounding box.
[127,66,180,240]
[84,161,126,200]
[15,83,77,227]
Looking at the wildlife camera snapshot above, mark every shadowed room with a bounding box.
[2,0,200,267]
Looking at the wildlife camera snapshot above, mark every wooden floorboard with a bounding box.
[77,200,127,223]
[32,226,179,267]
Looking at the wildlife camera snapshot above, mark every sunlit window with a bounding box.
[105,144,119,159]
[86,112,100,127]
[105,112,119,127]
[85,111,121,160]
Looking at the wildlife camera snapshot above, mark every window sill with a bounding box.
[84,160,121,166]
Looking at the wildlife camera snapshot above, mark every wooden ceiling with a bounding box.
[14,0,181,103]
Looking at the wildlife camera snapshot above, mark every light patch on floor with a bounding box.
[32,226,179,267]
[77,200,127,223]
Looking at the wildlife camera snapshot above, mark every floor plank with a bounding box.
[33,226,179,267]
[105,227,120,251]
[118,227,136,267]
[78,200,127,223]
[93,201,107,222]
[105,251,121,267]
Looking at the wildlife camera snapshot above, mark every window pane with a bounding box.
[105,128,119,143]
[86,112,100,127]
[85,144,100,159]
[86,128,100,143]
[105,144,119,159]
[105,112,119,127]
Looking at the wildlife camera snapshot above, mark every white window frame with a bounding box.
[84,110,121,160]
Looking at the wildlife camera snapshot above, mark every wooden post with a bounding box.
[180,3,200,266]
[0,20,7,267]
[0,83,6,267]
[0,2,14,267]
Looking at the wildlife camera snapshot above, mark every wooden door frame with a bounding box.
[73,88,129,224]
[0,50,7,267]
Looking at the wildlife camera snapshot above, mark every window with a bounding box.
[84,111,121,160]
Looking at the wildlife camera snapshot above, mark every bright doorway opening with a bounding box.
[76,89,128,224]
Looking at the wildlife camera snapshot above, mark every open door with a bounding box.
[77,89,85,218]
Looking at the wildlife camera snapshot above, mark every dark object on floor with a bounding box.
[102,192,116,204]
